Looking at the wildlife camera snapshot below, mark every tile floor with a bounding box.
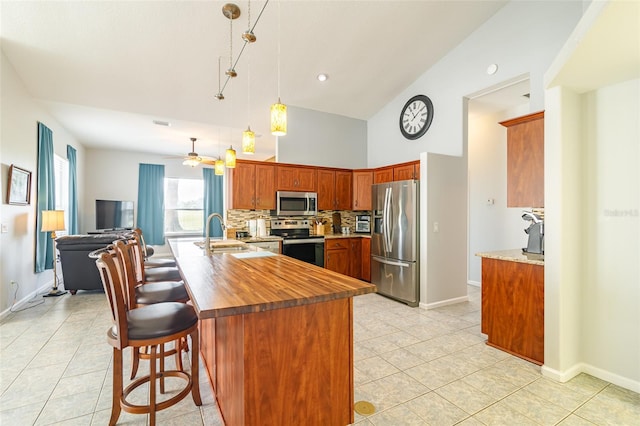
[1,286,638,425]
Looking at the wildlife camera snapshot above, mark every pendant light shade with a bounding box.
[242,127,255,154]
[214,158,225,175]
[183,158,200,167]
[225,145,236,168]
[270,99,287,136]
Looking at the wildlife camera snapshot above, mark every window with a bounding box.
[164,177,203,234]
[54,154,69,237]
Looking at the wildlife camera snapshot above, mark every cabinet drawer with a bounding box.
[325,239,349,250]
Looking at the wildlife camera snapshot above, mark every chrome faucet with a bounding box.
[205,213,226,255]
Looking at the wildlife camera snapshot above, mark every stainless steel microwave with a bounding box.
[276,191,318,216]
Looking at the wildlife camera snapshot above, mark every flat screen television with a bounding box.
[95,199,134,231]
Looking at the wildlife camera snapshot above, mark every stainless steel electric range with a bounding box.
[270,219,324,267]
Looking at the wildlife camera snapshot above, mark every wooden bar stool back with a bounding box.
[96,250,201,426]
[130,231,182,283]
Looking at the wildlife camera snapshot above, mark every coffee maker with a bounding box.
[522,211,544,254]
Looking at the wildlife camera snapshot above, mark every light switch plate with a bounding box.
[1,224,8,233]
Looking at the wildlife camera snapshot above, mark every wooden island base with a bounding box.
[200,298,354,425]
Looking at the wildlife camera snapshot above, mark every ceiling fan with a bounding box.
[169,137,216,167]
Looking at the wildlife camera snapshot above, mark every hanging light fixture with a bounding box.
[226,145,236,168]
[242,47,255,154]
[270,1,286,136]
[223,4,240,78]
[214,158,225,175]
[242,0,257,43]
[215,56,224,100]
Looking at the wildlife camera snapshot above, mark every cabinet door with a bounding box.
[325,248,349,275]
[349,238,362,279]
[295,168,317,192]
[276,166,297,190]
[334,171,352,210]
[361,237,371,282]
[394,163,417,181]
[352,171,373,211]
[501,112,544,207]
[374,167,393,184]
[276,166,316,192]
[317,169,335,210]
[231,162,256,209]
[255,164,276,209]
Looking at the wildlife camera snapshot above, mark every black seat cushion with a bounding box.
[145,267,182,282]
[145,258,177,268]
[135,281,189,305]
[126,302,198,341]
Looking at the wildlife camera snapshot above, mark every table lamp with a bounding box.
[41,210,67,297]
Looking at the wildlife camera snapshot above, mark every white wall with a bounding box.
[467,104,534,285]
[84,148,217,255]
[367,1,583,167]
[278,106,367,169]
[1,51,85,315]
[544,0,639,392]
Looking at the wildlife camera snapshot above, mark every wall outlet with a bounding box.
[1,223,8,233]
[486,198,495,205]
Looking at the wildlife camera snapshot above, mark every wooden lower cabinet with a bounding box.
[325,239,350,276]
[349,238,362,279]
[361,237,371,282]
[481,258,544,364]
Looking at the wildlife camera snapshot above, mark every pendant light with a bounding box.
[242,0,257,43]
[270,0,286,136]
[225,145,237,168]
[214,158,225,175]
[242,48,255,154]
[223,3,240,78]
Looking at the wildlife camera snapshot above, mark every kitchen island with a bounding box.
[169,239,375,425]
[476,249,544,365]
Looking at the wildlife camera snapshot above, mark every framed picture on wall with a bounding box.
[7,165,32,205]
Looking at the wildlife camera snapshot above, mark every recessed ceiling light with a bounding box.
[317,73,328,82]
[153,120,171,127]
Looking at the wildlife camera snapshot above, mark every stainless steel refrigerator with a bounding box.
[371,180,419,307]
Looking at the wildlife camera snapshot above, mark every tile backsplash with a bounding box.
[226,209,368,235]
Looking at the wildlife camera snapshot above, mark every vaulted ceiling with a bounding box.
[1,1,507,160]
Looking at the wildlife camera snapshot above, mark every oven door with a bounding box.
[282,238,324,267]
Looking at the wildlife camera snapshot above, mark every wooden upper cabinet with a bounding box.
[352,170,373,211]
[255,164,276,209]
[334,171,352,210]
[374,167,393,184]
[231,161,276,210]
[276,165,316,192]
[393,161,420,181]
[317,169,335,210]
[500,111,544,208]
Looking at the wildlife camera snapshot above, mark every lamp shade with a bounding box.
[270,99,287,136]
[242,127,255,154]
[225,145,236,168]
[183,158,200,167]
[41,210,65,232]
[214,158,225,175]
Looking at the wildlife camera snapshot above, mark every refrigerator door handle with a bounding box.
[384,187,392,253]
[372,255,411,268]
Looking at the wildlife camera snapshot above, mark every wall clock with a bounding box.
[399,94,434,140]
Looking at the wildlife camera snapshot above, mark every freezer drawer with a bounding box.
[371,255,418,307]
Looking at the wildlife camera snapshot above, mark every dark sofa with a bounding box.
[56,234,126,294]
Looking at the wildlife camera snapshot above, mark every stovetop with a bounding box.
[270,218,324,240]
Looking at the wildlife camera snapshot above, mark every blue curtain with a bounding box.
[35,122,56,273]
[66,145,79,235]
[203,168,224,237]
[137,163,165,245]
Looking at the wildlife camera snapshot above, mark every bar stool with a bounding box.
[95,249,201,426]
[114,239,190,378]
[129,230,181,282]
[133,228,177,268]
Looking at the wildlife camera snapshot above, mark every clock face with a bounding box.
[399,95,434,140]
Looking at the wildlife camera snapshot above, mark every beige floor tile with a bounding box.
[379,347,426,371]
[405,354,480,390]
[556,414,599,425]
[34,390,99,425]
[0,400,45,425]
[406,391,469,425]
[50,370,107,400]
[523,377,597,411]
[435,379,498,414]
[474,400,539,426]
[356,355,401,381]
[502,388,571,425]
[367,403,427,425]
[355,372,429,413]
[575,384,640,426]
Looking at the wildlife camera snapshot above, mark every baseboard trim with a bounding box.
[542,362,640,393]
[0,281,54,320]
[467,280,481,288]
[421,295,469,310]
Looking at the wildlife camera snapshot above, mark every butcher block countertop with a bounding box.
[168,238,375,319]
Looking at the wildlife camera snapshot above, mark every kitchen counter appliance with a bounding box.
[355,214,371,234]
[271,219,324,267]
[371,180,419,306]
[522,211,544,255]
[275,191,317,216]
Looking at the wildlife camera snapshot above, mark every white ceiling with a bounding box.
[1,0,508,161]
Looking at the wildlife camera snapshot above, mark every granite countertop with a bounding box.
[475,249,544,266]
